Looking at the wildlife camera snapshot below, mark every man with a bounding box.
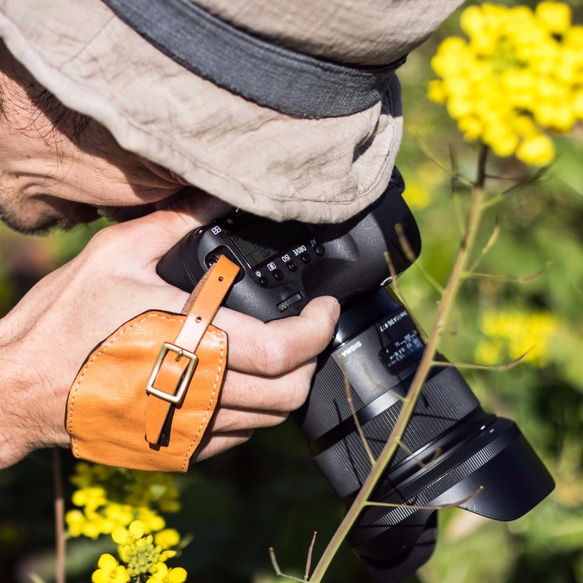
[0,0,462,469]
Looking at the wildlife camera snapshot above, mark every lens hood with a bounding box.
[348,417,555,581]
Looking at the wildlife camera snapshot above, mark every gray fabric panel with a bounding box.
[101,0,406,118]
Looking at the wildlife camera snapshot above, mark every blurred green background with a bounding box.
[1,1,582,582]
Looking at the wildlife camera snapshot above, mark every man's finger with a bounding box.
[211,408,288,432]
[215,296,340,376]
[220,361,317,412]
[192,431,254,462]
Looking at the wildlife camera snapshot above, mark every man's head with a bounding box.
[0,40,190,235]
[0,0,463,226]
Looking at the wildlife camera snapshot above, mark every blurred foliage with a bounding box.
[1,1,583,582]
[397,2,583,582]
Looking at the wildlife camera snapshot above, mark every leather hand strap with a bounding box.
[65,255,239,471]
[144,256,239,444]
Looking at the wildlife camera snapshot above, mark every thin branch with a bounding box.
[476,144,488,187]
[270,548,307,582]
[464,261,551,284]
[338,357,376,465]
[53,449,66,583]
[305,532,317,581]
[363,486,484,511]
[480,167,550,211]
[270,535,320,583]
[389,438,436,471]
[501,166,549,196]
[307,145,490,583]
[467,220,500,273]
[432,349,532,371]
[408,130,471,187]
[393,224,446,297]
[449,147,467,237]
[395,223,420,268]
[383,247,431,345]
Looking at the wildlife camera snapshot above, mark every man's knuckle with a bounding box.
[87,225,118,247]
[288,378,311,410]
[269,412,289,427]
[253,334,294,375]
[241,429,254,443]
[81,227,121,261]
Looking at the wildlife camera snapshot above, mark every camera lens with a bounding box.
[294,287,554,582]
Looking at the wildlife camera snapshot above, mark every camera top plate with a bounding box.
[157,168,420,322]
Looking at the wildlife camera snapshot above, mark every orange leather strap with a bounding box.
[144,256,239,444]
[65,255,239,472]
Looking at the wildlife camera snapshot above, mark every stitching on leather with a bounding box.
[68,312,184,457]
[182,329,226,471]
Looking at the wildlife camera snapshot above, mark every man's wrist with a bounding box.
[0,339,69,468]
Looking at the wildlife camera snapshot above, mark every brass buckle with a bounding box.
[146,342,199,406]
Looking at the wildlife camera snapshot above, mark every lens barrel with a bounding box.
[294,287,555,582]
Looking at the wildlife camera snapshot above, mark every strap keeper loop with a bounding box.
[146,342,199,406]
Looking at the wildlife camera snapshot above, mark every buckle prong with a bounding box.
[146,342,198,406]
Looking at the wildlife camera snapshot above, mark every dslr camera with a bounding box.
[157,168,554,582]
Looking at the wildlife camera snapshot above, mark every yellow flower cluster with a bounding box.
[65,463,187,583]
[66,463,181,539]
[429,2,582,166]
[92,521,187,583]
[475,309,560,367]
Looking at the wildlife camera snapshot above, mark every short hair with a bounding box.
[0,40,91,146]
[28,85,92,146]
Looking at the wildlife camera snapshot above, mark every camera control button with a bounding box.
[272,269,284,281]
[287,261,298,272]
[205,254,219,268]
[314,245,325,256]
[300,252,311,264]
[259,276,269,286]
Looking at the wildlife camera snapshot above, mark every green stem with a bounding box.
[53,448,66,583]
[307,147,488,582]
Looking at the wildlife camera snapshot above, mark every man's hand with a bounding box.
[0,195,340,468]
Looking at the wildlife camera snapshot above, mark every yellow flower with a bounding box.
[483,121,519,157]
[72,487,107,510]
[458,115,484,141]
[154,528,181,550]
[476,310,560,367]
[427,79,447,104]
[104,503,135,528]
[112,520,182,578]
[113,520,146,545]
[573,90,583,118]
[535,1,572,34]
[534,101,575,133]
[430,37,472,77]
[146,564,188,583]
[67,463,182,541]
[65,509,86,538]
[516,133,555,167]
[91,554,130,583]
[429,1,581,166]
[137,507,167,533]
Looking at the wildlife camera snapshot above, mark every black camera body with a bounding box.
[159,170,418,322]
[158,169,554,582]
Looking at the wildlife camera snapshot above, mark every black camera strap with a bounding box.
[101,0,406,118]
